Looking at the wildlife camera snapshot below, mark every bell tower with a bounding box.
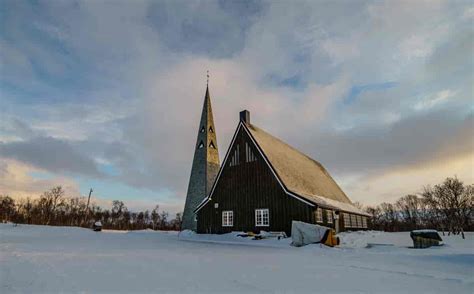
[182,82,220,231]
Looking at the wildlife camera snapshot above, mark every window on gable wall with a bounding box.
[245,142,257,163]
[315,207,323,223]
[229,144,240,167]
[326,210,333,224]
[198,141,204,149]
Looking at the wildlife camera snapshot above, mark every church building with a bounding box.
[183,84,369,236]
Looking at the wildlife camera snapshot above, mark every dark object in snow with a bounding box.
[410,230,442,248]
[237,231,287,240]
[366,243,394,248]
[92,221,102,232]
[237,233,250,238]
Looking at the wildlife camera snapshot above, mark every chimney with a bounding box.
[240,110,250,124]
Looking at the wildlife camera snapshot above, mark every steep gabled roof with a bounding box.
[246,123,368,216]
[195,121,368,216]
[247,124,351,204]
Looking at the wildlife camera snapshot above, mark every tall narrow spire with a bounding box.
[182,83,220,231]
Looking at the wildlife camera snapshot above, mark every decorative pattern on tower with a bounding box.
[182,85,220,231]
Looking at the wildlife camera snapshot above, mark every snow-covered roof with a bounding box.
[246,123,369,216]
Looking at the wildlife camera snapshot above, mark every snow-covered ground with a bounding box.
[1,224,473,293]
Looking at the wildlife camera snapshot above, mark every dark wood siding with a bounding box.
[197,127,314,236]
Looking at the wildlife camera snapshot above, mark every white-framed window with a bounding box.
[222,211,233,227]
[362,216,368,228]
[351,214,358,228]
[255,209,269,226]
[315,207,323,223]
[344,213,351,228]
[326,210,333,224]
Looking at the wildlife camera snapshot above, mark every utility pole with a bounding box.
[83,188,93,226]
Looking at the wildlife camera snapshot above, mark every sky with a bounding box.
[0,0,473,214]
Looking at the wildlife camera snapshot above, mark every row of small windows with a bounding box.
[229,143,258,167]
[343,213,368,229]
[200,126,214,133]
[221,209,269,227]
[315,208,333,224]
[198,140,216,149]
[316,208,368,229]
[221,209,367,229]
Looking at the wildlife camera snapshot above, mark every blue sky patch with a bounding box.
[344,82,398,105]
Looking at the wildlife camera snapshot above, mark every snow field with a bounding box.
[1,224,473,293]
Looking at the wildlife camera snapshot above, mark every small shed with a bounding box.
[93,221,102,232]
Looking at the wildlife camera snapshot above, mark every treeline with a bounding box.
[0,186,182,231]
[365,177,473,238]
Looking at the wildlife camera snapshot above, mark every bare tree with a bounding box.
[396,195,422,230]
[40,186,65,225]
[379,202,399,231]
[151,205,160,230]
[0,195,15,222]
[159,211,168,230]
[422,177,473,239]
[365,205,382,230]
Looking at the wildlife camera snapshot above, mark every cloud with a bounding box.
[414,90,457,110]
[0,0,472,208]
[303,110,473,176]
[0,158,81,199]
[345,152,474,206]
[0,137,101,176]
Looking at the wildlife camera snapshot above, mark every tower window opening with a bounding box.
[200,126,205,133]
[198,141,204,149]
[209,126,214,133]
[209,141,216,149]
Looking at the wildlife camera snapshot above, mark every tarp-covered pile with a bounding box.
[291,221,339,247]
